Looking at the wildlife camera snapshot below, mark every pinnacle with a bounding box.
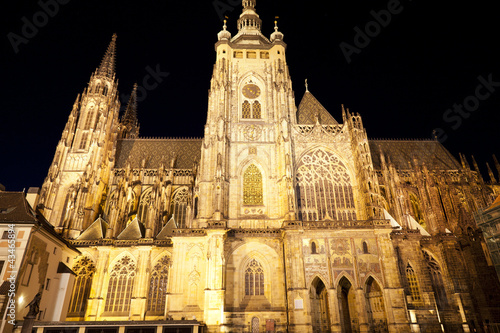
[97,34,117,78]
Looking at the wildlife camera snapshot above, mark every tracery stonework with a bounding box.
[296,149,356,221]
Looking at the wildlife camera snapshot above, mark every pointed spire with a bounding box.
[122,83,138,125]
[486,162,497,183]
[471,155,484,183]
[97,34,117,78]
[494,154,500,177]
[121,84,139,139]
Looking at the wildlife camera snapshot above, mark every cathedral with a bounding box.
[19,1,500,332]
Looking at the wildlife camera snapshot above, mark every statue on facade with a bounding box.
[25,292,42,317]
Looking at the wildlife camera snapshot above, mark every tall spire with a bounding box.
[97,34,117,78]
[237,0,262,32]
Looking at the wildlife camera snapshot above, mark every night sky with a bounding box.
[1,0,499,192]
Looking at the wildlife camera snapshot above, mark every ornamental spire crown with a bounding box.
[237,0,262,32]
[96,34,117,79]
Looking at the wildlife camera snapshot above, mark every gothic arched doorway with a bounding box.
[365,277,388,332]
[338,277,358,333]
[310,277,331,332]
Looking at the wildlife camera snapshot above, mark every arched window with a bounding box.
[83,108,94,130]
[252,101,261,119]
[241,101,262,119]
[104,256,136,313]
[362,241,369,254]
[242,101,251,118]
[68,257,95,316]
[138,189,152,224]
[102,85,108,96]
[423,251,448,309]
[311,241,317,254]
[243,164,263,205]
[296,149,356,221]
[170,187,189,228]
[406,264,421,302]
[245,259,264,296]
[147,256,170,313]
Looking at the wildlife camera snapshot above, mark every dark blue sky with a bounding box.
[1,0,499,191]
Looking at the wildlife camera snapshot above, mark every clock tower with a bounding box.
[196,0,296,228]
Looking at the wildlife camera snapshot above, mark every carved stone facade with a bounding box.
[32,1,500,332]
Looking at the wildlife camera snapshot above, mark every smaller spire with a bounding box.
[305,79,309,92]
[217,19,232,41]
[471,155,484,183]
[97,34,117,79]
[486,162,497,183]
[121,84,139,138]
[494,154,500,177]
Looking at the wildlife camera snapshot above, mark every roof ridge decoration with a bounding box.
[297,90,338,125]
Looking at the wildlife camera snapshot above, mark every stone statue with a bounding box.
[25,292,42,317]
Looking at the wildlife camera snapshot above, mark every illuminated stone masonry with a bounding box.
[18,0,500,332]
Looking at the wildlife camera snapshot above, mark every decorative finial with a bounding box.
[305,79,309,92]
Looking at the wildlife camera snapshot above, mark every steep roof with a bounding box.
[297,91,338,125]
[115,138,202,169]
[369,139,461,170]
[0,191,37,223]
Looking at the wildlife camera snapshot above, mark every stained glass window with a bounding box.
[245,259,264,296]
[252,101,261,119]
[243,164,263,205]
[68,257,95,316]
[242,101,251,118]
[170,187,189,228]
[104,256,136,313]
[147,256,170,313]
[406,264,421,302]
[296,149,356,221]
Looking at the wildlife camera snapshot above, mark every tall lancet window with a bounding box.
[245,259,264,296]
[243,164,263,205]
[242,101,251,118]
[138,189,152,224]
[406,263,421,302]
[79,132,89,150]
[170,187,189,228]
[296,149,356,221]
[252,101,261,119]
[147,256,170,313]
[83,107,94,130]
[104,256,136,314]
[68,257,95,317]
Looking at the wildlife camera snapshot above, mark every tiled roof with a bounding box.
[115,138,202,169]
[369,140,461,170]
[297,91,338,125]
[0,192,37,223]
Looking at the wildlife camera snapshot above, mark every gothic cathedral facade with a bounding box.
[34,1,500,332]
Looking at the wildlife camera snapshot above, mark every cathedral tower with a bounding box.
[196,0,296,227]
[38,35,121,238]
